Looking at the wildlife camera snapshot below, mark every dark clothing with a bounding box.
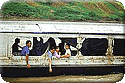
[12,43,21,53]
[33,37,44,55]
[33,37,43,49]
[47,37,56,49]
[12,38,22,55]
[59,42,65,55]
[12,43,22,56]
[31,37,49,56]
[31,37,56,56]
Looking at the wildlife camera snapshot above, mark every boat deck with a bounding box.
[0,56,124,67]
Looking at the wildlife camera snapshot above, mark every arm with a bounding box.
[18,45,22,49]
[49,58,52,72]
[47,51,52,72]
[26,54,30,68]
[26,54,28,65]
[60,49,71,58]
[60,53,71,58]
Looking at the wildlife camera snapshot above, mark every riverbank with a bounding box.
[2,73,124,83]
[1,1,124,22]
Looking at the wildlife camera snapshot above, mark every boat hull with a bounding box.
[1,66,124,77]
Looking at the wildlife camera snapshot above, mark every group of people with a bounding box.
[47,44,71,72]
[12,39,71,72]
[12,39,32,68]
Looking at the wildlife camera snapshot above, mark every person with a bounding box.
[53,46,62,58]
[59,41,65,55]
[47,47,55,73]
[20,40,31,68]
[60,44,71,58]
[12,38,22,56]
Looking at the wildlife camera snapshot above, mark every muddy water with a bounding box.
[2,73,124,83]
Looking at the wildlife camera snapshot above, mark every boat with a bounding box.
[0,21,124,78]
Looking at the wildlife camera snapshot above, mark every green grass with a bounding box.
[104,2,119,11]
[117,2,124,9]
[1,1,125,21]
[0,9,2,13]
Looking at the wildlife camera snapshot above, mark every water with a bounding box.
[2,73,124,83]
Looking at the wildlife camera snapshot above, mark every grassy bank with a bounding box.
[1,1,125,21]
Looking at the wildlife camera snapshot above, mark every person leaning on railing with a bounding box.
[20,40,32,68]
[53,46,61,58]
[47,47,55,73]
[60,44,71,58]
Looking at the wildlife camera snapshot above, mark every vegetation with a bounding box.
[1,1,125,21]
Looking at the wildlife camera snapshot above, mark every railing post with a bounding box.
[106,35,114,64]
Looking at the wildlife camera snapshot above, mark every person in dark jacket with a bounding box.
[12,38,22,56]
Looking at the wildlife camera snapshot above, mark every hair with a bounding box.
[65,43,70,49]
[26,40,31,45]
[49,47,55,51]
[66,43,70,47]
[56,46,59,49]
[15,38,20,43]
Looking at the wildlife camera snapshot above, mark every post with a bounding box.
[77,37,84,57]
[106,35,114,57]
[106,35,114,64]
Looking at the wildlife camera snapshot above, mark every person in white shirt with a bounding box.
[60,44,71,58]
